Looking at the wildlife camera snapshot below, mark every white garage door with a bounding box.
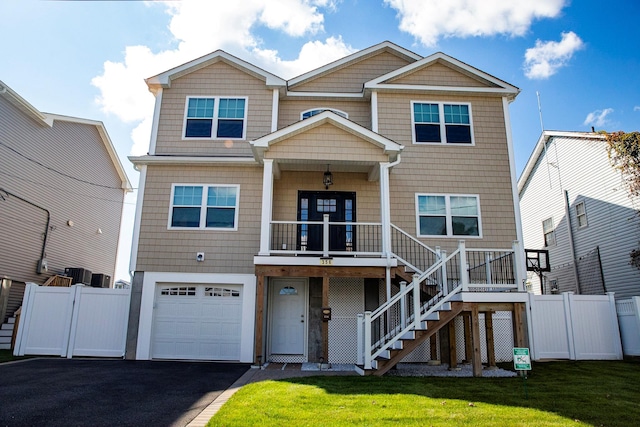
[151,284,243,360]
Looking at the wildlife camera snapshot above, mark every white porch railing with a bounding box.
[358,240,521,369]
[269,216,383,257]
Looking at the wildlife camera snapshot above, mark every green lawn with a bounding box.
[209,361,640,426]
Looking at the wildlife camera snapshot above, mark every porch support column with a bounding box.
[512,302,526,348]
[259,159,274,256]
[322,276,329,363]
[380,162,391,258]
[448,319,458,369]
[484,311,497,369]
[254,274,265,365]
[470,305,483,377]
[463,312,473,363]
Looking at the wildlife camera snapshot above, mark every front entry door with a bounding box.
[298,191,356,252]
[270,279,307,355]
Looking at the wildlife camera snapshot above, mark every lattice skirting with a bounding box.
[268,354,306,363]
[454,311,515,363]
[328,278,364,364]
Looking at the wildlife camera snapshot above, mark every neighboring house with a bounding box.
[0,80,132,347]
[518,130,640,298]
[127,42,527,375]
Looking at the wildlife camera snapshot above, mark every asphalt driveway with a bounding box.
[0,358,249,427]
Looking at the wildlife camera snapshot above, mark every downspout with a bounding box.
[563,190,581,293]
[0,188,50,274]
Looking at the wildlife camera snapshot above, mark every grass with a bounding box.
[208,360,640,426]
[0,349,30,363]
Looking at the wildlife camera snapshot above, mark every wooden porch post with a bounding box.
[448,319,458,369]
[322,276,329,363]
[484,311,496,369]
[463,312,473,363]
[512,302,526,348]
[470,305,483,377]
[254,274,265,365]
[429,335,438,363]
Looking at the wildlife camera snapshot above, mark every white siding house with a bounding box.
[519,131,640,298]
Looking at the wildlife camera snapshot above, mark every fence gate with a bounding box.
[14,283,130,358]
[528,292,623,360]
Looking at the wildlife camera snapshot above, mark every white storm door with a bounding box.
[270,279,307,355]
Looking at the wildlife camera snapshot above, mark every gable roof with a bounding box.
[287,41,422,89]
[145,50,286,94]
[517,130,605,195]
[251,110,403,163]
[0,80,132,192]
[365,52,520,100]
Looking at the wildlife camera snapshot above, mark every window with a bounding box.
[575,201,588,228]
[205,287,240,297]
[412,101,473,144]
[301,108,348,120]
[416,194,481,237]
[184,97,247,139]
[160,286,196,296]
[169,184,239,230]
[542,217,556,246]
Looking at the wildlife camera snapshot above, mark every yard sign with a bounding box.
[513,347,531,371]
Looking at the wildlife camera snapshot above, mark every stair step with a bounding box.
[440,302,452,311]
[6,317,15,324]
[0,343,11,350]
[0,335,12,343]
[424,312,440,321]
[400,331,415,340]
[1,323,15,330]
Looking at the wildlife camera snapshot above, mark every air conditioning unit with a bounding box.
[64,268,92,285]
[91,273,111,288]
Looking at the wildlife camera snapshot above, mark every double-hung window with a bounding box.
[170,184,239,230]
[416,194,481,237]
[184,97,247,139]
[575,201,588,228]
[412,101,474,144]
[542,217,556,246]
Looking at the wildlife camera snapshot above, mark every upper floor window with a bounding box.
[184,97,247,139]
[575,201,588,228]
[542,217,556,246]
[169,184,239,230]
[412,101,474,144]
[301,108,348,120]
[416,194,481,237]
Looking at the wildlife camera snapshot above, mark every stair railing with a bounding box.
[360,246,462,369]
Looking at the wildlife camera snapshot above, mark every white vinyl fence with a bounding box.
[14,283,130,358]
[616,296,640,356]
[528,292,623,360]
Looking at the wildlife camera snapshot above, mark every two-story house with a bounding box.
[0,80,132,348]
[519,130,640,298]
[126,42,528,376]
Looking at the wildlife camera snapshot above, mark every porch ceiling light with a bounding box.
[323,164,333,189]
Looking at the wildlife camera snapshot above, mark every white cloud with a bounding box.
[634,106,640,112]
[583,108,614,127]
[384,0,567,46]
[91,0,352,156]
[524,31,584,79]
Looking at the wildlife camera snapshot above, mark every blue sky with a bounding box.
[1,0,638,280]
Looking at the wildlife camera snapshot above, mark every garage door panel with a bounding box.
[152,284,243,361]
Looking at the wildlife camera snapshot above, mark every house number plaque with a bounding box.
[320,258,333,265]
[322,307,332,321]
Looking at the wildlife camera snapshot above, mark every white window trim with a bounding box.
[182,96,248,140]
[415,193,482,238]
[575,201,588,228]
[411,100,475,145]
[542,217,556,247]
[300,108,348,120]
[168,183,240,231]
